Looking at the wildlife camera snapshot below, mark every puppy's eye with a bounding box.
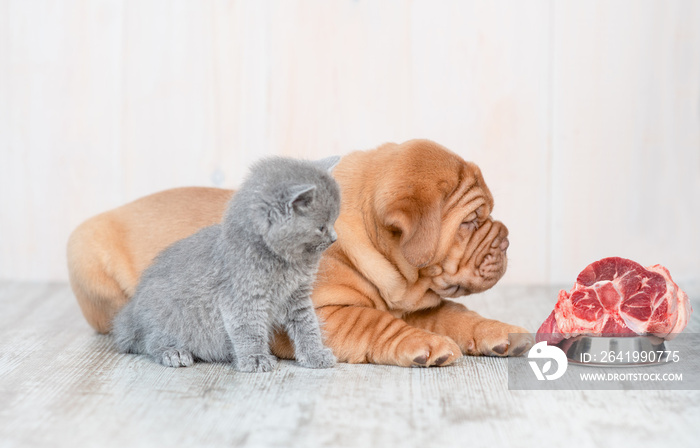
[460,211,479,231]
[460,220,479,231]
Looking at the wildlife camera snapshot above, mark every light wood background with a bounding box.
[1,0,699,286]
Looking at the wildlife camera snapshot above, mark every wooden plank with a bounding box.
[211,1,274,189]
[550,0,700,283]
[264,0,552,283]
[0,0,15,280]
[406,0,552,284]
[0,282,698,447]
[0,0,124,281]
[1,0,699,287]
[265,0,413,157]
[121,0,219,200]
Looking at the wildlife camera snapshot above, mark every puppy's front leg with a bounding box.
[404,300,534,357]
[316,304,461,367]
[285,288,336,369]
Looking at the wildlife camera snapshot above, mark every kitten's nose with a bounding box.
[329,227,337,243]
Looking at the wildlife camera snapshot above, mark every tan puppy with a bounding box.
[67,140,532,367]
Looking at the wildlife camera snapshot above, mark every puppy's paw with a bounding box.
[237,353,278,373]
[471,322,534,357]
[159,349,194,367]
[296,347,336,369]
[395,330,462,367]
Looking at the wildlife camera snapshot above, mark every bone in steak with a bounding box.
[536,257,692,345]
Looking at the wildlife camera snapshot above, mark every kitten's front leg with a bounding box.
[222,294,278,373]
[285,289,336,369]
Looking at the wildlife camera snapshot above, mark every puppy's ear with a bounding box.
[285,184,316,215]
[385,202,442,268]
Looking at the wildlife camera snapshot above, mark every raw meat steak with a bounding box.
[536,257,692,345]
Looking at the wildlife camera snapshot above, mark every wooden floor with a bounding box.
[1,281,698,448]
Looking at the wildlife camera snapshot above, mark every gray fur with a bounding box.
[112,156,341,372]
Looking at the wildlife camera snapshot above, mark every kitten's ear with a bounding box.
[315,156,341,173]
[286,184,316,215]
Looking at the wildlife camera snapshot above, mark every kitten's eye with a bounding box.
[318,225,326,233]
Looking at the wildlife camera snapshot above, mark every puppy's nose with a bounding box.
[500,237,509,251]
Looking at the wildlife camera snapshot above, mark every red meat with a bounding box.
[536,257,692,345]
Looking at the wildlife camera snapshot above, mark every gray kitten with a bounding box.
[112,156,341,372]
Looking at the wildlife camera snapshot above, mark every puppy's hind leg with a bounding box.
[67,218,140,334]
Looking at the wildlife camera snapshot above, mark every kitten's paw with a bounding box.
[296,347,337,369]
[237,354,278,373]
[159,349,194,368]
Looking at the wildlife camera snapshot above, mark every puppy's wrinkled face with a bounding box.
[375,140,509,297]
[425,202,510,298]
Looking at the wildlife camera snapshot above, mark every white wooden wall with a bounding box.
[1,0,699,286]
